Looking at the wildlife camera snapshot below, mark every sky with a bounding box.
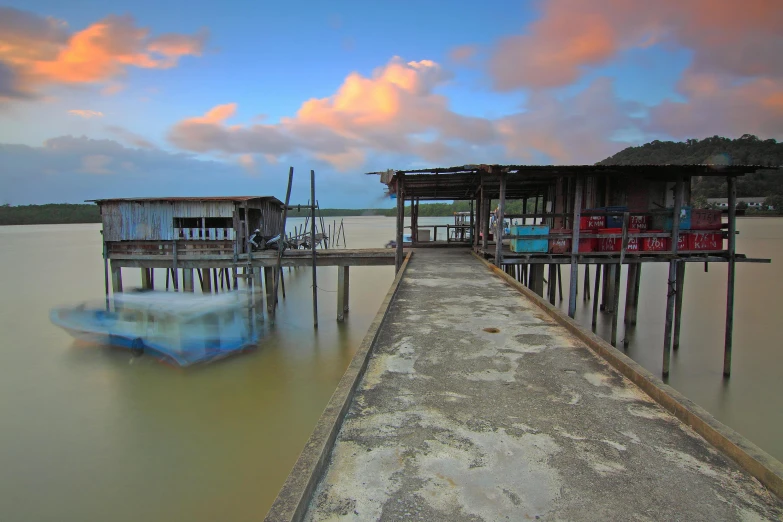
[1,0,782,206]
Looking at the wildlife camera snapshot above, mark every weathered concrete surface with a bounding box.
[305,249,783,521]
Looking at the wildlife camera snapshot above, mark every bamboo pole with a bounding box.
[611,212,629,346]
[311,170,318,328]
[494,172,506,266]
[724,176,737,376]
[568,175,584,318]
[272,167,294,316]
[663,178,684,377]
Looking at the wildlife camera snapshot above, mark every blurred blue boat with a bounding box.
[50,291,259,367]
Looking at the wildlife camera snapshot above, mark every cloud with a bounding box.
[449,45,477,64]
[81,154,113,174]
[169,57,497,171]
[68,109,104,118]
[0,7,207,99]
[648,72,783,139]
[488,0,783,91]
[105,125,157,149]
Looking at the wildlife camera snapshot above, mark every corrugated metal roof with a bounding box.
[87,196,284,206]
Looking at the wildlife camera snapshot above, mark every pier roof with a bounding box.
[87,196,284,206]
[368,164,780,200]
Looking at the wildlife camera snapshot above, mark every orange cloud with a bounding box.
[169,57,500,171]
[449,45,477,63]
[68,109,103,118]
[488,0,783,90]
[0,8,206,98]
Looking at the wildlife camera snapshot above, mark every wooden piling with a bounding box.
[102,240,110,307]
[263,267,274,313]
[631,264,641,325]
[279,267,286,299]
[557,265,563,302]
[141,268,152,290]
[568,175,583,318]
[611,212,630,346]
[111,263,123,294]
[548,264,557,305]
[529,264,545,296]
[213,268,219,292]
[592,263,602,331]
[311,170,319,328]
[395,174,404,273]
[272,167,294,315]
[624,264,638,328]
[172,241,179,290]
[583,265,590,301]
[724,176,737,376]
[183,269,194,292]
[494,172,506,267]
[663,178,684,377]
[673,261,686,350]
[201,268,211,293]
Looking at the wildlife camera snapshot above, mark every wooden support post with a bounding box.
[568,175,584,318]
[473,194,481,247]
[102,240,110,308]
[311,170,319,328]
[663,178,684,377]
[254,267,263,296]
[111,263,123,293]
[272,166,294,315]
[213,269,219,293]
[631,264,642,325]
[724,176,737,377]
[183,269,194,292]
[482,183,490,251]
[141,268,152,290]
[601,265,610,311]
[337,265,347,322]
[279,267,286,299]
[583,265,590,301]
[201,268,212,293]
[548,264,557,305]
[529,264,545,296]
[264,267,274,313]
[624,264,638,327]
[611,212,629,347]
[172,241,179,290]
[557,265,563,302]
[592,263,602,331]
[604,266,616,313]
[495,172,506,267]
[165,269,170,290]
[673,261,686,350]
[395,174,404,272]
[343,266,349,314]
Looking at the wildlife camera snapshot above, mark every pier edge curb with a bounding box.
[472,250,783,500]
[264,252,413,521]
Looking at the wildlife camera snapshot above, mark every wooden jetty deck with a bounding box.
[267,248,783,521]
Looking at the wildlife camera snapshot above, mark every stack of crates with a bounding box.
[510,225,549,253]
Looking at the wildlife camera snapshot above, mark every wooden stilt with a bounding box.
[232,266,238,290]
[165,268,170,290]
[395,174,404,272]
[337,265,347,322]
[583,265,590,301]
[529,264,545,296]
[568,175,584,318]
[264,267,274,313]
[111,263,123,293]
[183,269,194,292]
[272,166,294,315]
[592,263,602,331]
[172,241,179,291]
[631,264,641,325]
[311,170,319,328]
[724,176,737,377]
[611,212,629,347]
[663,178,684,377]
[102,241,110,308]
[279,267,286,299]
[196,268,204,289]
[673,261,686,350]
[548,264,557,305]
[495,172,506,267]
[213,268,219,292]
[201,268,211,293]
[141,268,152,290]
[557,265,563,302]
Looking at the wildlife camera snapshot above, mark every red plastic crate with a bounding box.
[580,215,606,230]
[598,228,640,252]
[642,231,689,251]
[690,209,722,230]
[687,232,723,251]
[549,229,597,253]
[629,215,650,230]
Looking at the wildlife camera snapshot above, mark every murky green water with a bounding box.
[0,216,781,521]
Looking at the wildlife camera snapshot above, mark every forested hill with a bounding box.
[597,135,783,166]
[598,135,783,201]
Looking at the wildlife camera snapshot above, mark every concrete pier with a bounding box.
[298,249,782,521]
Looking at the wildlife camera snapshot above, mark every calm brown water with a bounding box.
[0,216,781,521]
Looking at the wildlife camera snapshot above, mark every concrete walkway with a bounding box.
[305,249,782,521]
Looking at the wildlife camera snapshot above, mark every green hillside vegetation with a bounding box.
[598,134,783,211]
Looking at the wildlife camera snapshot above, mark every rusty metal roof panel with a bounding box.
[88,196,284,206]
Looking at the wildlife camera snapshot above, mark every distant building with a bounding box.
[706,197,770,210]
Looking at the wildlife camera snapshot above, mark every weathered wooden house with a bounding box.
[91,196,284,257]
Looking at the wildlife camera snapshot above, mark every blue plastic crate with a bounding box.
[661,206,692,231]
[604,206,629,228]
[510,225,549,253]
